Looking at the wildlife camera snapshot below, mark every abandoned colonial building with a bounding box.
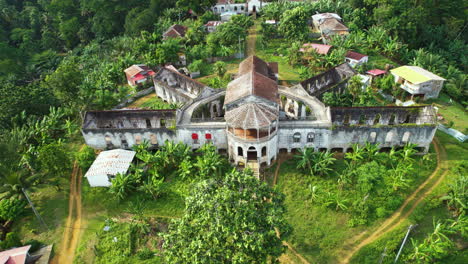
[82,56,438,169]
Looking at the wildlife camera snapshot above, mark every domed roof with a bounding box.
[225,103,278,129]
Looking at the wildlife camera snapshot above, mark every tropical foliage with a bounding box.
[162,169,292,263]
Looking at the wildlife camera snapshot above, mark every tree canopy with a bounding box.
[162,169,292,263]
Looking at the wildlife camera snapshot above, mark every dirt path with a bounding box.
[273,154,311,264]
[51,161,83,264]
[246,24,257,56]
[337,138,448,263]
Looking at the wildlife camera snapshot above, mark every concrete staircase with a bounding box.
[246,161,260,179]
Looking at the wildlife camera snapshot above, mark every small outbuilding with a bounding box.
[367,69,387,77]
[124,64,156,86]
[345,51,368,67]
[84,149,136,187]
[390,66,446,100]
[163,24,187,39]
[204,21,224,33]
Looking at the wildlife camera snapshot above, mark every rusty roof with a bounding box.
[163,24,187,38]
[346,51,368,61]
[319,18,349,33]
[225,71,278,104]
[225,103,278,129]
[238,55,273,78]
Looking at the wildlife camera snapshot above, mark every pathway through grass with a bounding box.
[337,137,449,263]
[51,161,83,264]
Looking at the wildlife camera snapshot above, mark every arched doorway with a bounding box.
[247,146,257,161]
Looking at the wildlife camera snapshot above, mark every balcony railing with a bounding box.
[190,117,225,123]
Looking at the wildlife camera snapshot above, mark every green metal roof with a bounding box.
[390,66,444,84]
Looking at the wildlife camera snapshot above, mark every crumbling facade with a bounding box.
[82,56,438,167]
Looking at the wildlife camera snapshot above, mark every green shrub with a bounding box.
[0,232,22,250]
[137,248,154,260]
[76,145,96,171]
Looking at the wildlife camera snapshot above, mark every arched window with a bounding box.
[307,132,315,143]
[404,115,411,124]
[261,147,267,157]
[150,134,158,145]
[359,114,366,125]
[135,135,142,144]
[234,6,237,11]
[373,114,381,125]
[389,114,396,125]
[293,132,301,143]
[343,114,350,125]
[146,119,152,128]
[105,135,113,148]
[369,132,377,143]
[120,134,128,147]
[238,147,243,156]
[402,132,411,143]
[385,131,394,143]
[160,119,166,127]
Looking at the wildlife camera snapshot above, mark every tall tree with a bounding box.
[162,169,291,263]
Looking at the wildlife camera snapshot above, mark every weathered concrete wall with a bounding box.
[228,133,278,166]
[331,106,435,126]
[176,126,228,150]
[328,125,436,152]
[82,129,177,150]
[277,126,331,152]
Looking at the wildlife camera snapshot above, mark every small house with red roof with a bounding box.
[367,69,387,77]
[163,24,187,40]
[300,43,333,55]
[124,64,156,86]
[345,51,368,67]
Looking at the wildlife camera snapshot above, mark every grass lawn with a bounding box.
[128,93,174,109]
[350,132,468,263]
[427,93,468,133]
[12,177,70,249]
[255,38,301,84]
[273,146,437,263]
[74,175,189,263]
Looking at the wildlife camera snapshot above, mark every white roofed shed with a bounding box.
[84,149,136,187]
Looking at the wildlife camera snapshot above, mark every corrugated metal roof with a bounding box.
[391,66,445,84]
[84,149,135,179]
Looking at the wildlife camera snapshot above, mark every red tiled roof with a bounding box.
[346,51,368,61]
[301,43,333,55]
[367,69,387,76]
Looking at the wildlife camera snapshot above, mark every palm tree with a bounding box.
[213,61,227,78]
[344,144,364,165]
[441,176,466,216]
[311,151,336,177]
[400,143,417,164]
[295,147,315,175]
[109,173,136,201]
